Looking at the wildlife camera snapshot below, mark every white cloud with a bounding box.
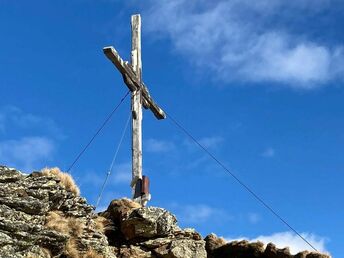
[181,205,215,223]
[198,136,224,149]
[261,147,275,158]
[145,0,343,88]
[145,138,175,153]
[0,136,55,172]
[0,106,62,137]
[183,156,208,170]
[225,231,329,255]
[183,136,224,152]
[0,106,63,172]
[171,203,231,224]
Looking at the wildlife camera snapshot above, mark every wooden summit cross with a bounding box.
[103,14,166,206]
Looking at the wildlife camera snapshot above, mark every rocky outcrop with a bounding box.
[205,234,331,258]
[100,199,207,258]
[0,166,332,258]
[0,166,114,258]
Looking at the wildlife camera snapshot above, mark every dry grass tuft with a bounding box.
[109,198,141,215]
[45,211,84,237]
[41,167,80,196]
[66,242,105,258]
[83,249,104,258]
[120,197,142,209]
[93,216,112,234]
[65,239,80,258]
[41,248,52,258]
[45,211,69,235]
[100,198,142,227]
[45,212,89,257]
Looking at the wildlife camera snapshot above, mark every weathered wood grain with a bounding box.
[103,14,166,205]
[130,14,143,191]
[103,46,166,120]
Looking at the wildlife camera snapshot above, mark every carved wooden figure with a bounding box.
[103,14,166,206]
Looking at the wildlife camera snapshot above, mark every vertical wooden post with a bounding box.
[130,14,143,198]
[103,14,166,206]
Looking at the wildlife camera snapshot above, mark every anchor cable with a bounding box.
[165,111,318,252]
[67,90,130,173]
[95,111,131,210]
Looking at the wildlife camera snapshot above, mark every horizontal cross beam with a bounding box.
[103,46,166,120]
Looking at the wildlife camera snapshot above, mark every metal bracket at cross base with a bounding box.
[133,175,151,206]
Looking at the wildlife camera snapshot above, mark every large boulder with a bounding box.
[116,245,155,258]
[205,233,227,256]
[121,207,178,240]
[102,198,142,224]
[100,198,207,258]
[305,253,332,258]
[139,235,206,258]
[212,240,265,257]
[264,243,292,258]
[205,237,331,258]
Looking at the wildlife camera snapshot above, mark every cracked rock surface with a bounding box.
[0,166,332,258]
[0,166,114,258]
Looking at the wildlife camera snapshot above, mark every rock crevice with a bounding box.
[0,166,331,258]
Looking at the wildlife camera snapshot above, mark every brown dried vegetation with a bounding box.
[103,198,141,224]
[41,167,80,196]
[45,211,84,237]
[64,240,105,258]
[83,249,105,258]
[45,211,88,257]
[65,239,80,258]
[93,216,112,234]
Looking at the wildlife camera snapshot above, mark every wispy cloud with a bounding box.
[226,231,329,255]
[145,0,343,88]
[147,135,225,176]
[0,106,62,137]
[184,135,224,152]
[145,138,175,153]
[170,203,231,224]
[198,136,224,149]
[0,106,64,172]
[261,147,275,158]
[0,136,55,172]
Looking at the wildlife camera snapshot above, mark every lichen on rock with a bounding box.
[0,166,332,258]
[0,166,114,258]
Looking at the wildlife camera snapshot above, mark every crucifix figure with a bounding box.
[103,14,166,206]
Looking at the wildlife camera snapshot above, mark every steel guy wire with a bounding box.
[165,111,318,252]
[66,90,130,173]
[95,111,131,210]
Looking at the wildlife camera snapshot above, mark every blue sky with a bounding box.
[0,0,343,256]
